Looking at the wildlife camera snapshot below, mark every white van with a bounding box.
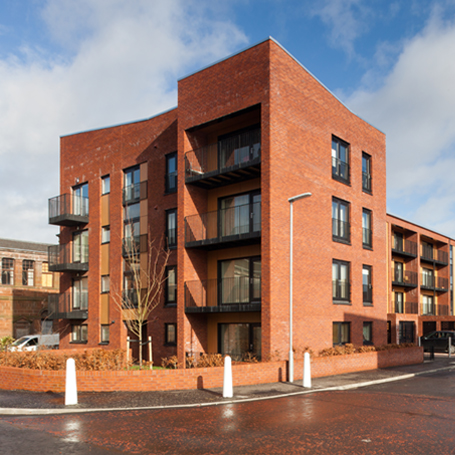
[10,334,59,352]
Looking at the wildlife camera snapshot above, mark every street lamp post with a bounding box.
[288,192,312,383]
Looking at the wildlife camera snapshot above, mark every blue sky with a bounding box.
[1,0,455,242]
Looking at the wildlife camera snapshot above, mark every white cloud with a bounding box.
[345,10,455,237]
[0,0,247,243]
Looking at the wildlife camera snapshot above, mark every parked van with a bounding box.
[10,334,59,352]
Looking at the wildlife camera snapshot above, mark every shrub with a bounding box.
[318,343,416,357]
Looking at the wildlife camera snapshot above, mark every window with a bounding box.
[422,241,434,260]
[71,324,88,343]
[363,322,373,345]
[333,322,350,346]
[101,275,110,293]
[399,321,415,344]
[125,202,140,221]
[422,268,434,288]
[362,153,372,193]
[165,266,176,305]
[362,209,372,248]
[395,292,404,314]
[73,277,88,310]
[22,260,34,286]
[165,323,177,346]
[219,323,261,360]
[102,175,110,195]
[332,198,350,243]
[332,260,350,302]
[363,265,372,305]
[101,325,110,343]
[332,136,349,183]
[41,262,53,287]
[124,166,141,204]
[102,226,110,244]
[166,209,177,248]
[394,261,403,283]
[73,230,89,263]
[73,183,89,216]
[220,191,261,236]
[393,231,404,252]
[219,257,261,305]
[165,152,177,193]
[422,295,434,315]
[2,258,14,285]
[124,220,140,255]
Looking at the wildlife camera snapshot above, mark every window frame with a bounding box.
[164,323,177,346]
[22,260,34,286]
[166,208,177,249]
[71,324,88,343]
[332,197,350,244]
[363,322,373,345]
[362,209,372,249]
[165,152,177,194]
[363,265,373,305]
[102,226,110,244]
[2,258,14,285]
[333,322,350,346]
[101,275,110,294]
[101,175,110,195]
[332,259,350,304]
[100,325,110,344]
[165,266,177,306]
[362,152,372,193]
[331,136,350,184]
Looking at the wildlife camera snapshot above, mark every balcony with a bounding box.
[391,268,418,288]
[185,202,261,249]
[48,244,89,272]
[421,246,448,266]
[48,194,89,226]
[185,128,261,189]
[421,304,450,316]
[47,294,88,320]
[421,275,449,292]
[185,277,261,313]
[392,300,418,315]
[392,238,417,258]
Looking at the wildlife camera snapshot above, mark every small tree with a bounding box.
[113,230,170,368]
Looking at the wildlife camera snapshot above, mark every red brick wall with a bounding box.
[0,347,422,393]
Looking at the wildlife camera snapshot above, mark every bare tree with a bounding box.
[113,229,170,368]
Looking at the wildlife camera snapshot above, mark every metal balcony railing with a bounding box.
[48,244,89,272]
[362,228,372,247]
[48,194,89,226]
[185,128,261,181]
[332,280,350,301]
[332,156,349,182]
[332,218,350,243]
[185,202,261,247]
[185,277,261,313]
[421,303,449,316]
[362,171,371,192]
[392,300,418,314]
[421,245,449,264]
[421,275,449,291]
[392,238,417,257]
[391,268,418,287]
[47,294,88,320]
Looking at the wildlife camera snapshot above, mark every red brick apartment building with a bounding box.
[48,38,388,363]
[0,239,59,339]
[387,214,455,344]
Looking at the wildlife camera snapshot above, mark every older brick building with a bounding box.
[49,38,388,363]
[0,238,59,339]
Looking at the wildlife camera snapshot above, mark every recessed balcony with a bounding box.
[48,244,89,272]
[421,275,449,292]
[392,300,418,315]
[184,277,261,313]
[185,128,261,189]
[392,238,417,258]
[391,268,418,288]
[421,246,449,266]
[48,194,89,226]
[185,201,261,250]
[47,294,88,320]
[421,304,449,316]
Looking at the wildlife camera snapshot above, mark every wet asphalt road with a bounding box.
[1,370,455,454]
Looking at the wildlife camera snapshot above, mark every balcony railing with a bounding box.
[331,156,349,183]
[421,275,449,291]
[332,219,350,243]
[332,280,350,301]
[421,246,449,265]
[362,171,371,192]
[391,268,418,287]
[48,194,89,226]
[47,294,88,320]
[185,277,261,313]
[392,300,418,314]
[48,244,89,272]
[421,304,449,316]
[185,202,261,248]
[362,228,372,248]
[185,128,261,188]
[392,238,417,257]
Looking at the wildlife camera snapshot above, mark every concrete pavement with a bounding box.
[1,356,454,415]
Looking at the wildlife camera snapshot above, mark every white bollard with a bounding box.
[303,352,312,388]
[223,355,233,398]
[65,358,78,406]
[449,337,452,359]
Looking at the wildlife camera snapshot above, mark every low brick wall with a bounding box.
[0,347,423,393]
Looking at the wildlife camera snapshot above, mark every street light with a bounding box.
[288,192,312,383]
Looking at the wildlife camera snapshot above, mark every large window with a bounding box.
[22,260,34,286]
[394,261,403,283]
[220,191,261,237]
[422,268,434,287]
[332,198,350,243]
[219,257,261,305]
[362,209,372,248]
[363,265,372,305]
[332,136,349,183]
[124,166,141,203]
[399,321,415,344]
[73,230,89,263]
[332,260,350,302]
[422,295,434,315]
[165,152,177,193]
[165,323,177,346]
[166,209,177,248]
[362,153,372,193]
[71,324,88,343]
[73,277,88,310]
[218,127,261,170]
[395,292,404,314]
[2,258,14,285]
[73,183,89,216]
[41,262,53,287]
[219,323,261,361]
[165,266,177,306]
[333,322,350,346]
